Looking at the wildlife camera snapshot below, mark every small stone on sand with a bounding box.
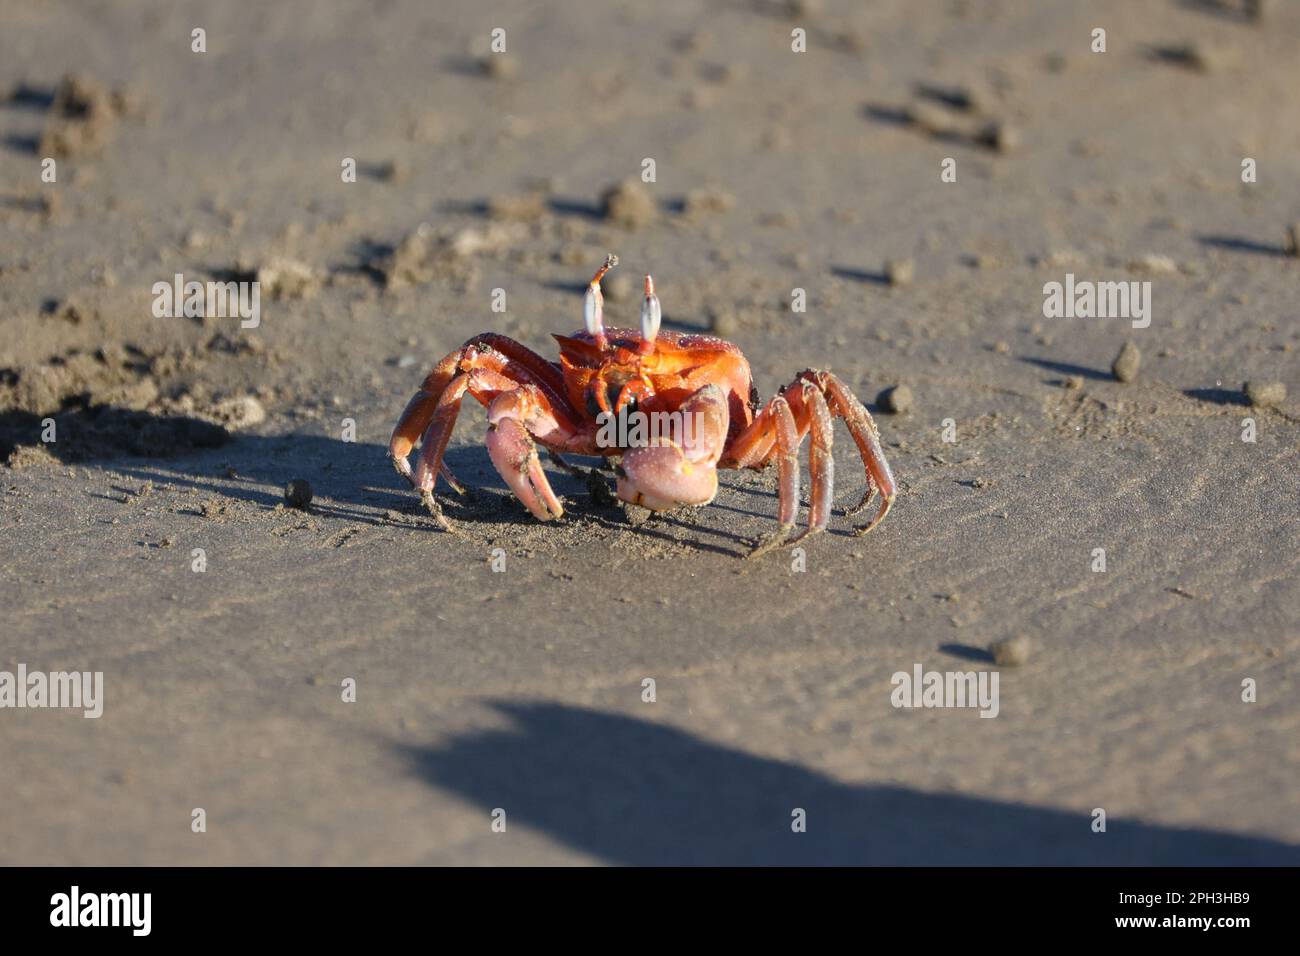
[480,55,517,81]
[487,193,547,222]
[1244,380,1286,408]
[878,384,913,413]
[285,479,313,509]
[904,102,957,137]
[1112,341,1141,383]
[258,258,318,300]
[210,395,266,428]
[374,159,407,183]
[1153,41,1232,73]
[708,309,737,337]
[683,188,735,217]
[977,120,1020,153]
[990,636,1031,666]
[600,179,657,229]
[603,273,635,303]
[886,258,915,287]
[1128,254,1178,275]
[623,503,652,527]
[1245,0,1272,21]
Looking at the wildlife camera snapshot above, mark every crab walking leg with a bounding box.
[789,385,835,545]
[407,372,472,528]
[389,335,577,484]
[546,450,585,476]
[412,367,581,525]
[719,407,777,469]
[616,383,729,510]
[818,371,896,533]
[546,450,618,505]
[746,395,802,559]
[389,386,464,491]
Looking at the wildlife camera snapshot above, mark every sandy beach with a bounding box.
[1,0,1297,865]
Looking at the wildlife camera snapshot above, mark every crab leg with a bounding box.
[390,334,589,528]
[410,372,471,529]
[789,384,835,545]
[745,394,801,559]
[730,368,896,554]
[390,384,466,492]
[818,371,896,534]
[389,334,574,482]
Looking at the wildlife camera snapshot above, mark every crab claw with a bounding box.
[616,383,729,510]
[487,417,564,521]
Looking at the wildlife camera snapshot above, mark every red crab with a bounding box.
[389,255,896,556]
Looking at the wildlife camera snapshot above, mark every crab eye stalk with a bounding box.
[583,254,617,350]
[639,274,661,353]
[584,284,604,335]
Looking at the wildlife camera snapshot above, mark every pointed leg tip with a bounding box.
[787,526,825,548]
[844,488,877,518]
[745,526,793,560]
[392,455,417,488]
[420,490,456,532]
[853,495,894,536]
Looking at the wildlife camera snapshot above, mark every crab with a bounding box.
[388,255,896,557]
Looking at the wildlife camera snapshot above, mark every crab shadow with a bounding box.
[401,701,1300,865]
[2,404,792,550]
[84,432,628,531]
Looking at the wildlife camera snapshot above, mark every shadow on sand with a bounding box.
[400,701,1300,865]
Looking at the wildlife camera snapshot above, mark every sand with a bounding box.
[0,0,1296,865]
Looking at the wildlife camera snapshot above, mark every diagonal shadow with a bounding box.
[1183,387,1249,407]
[831,264,890,286]
[401,701,1300,865]
[1198,235,1290,258]
[1019,356,1112,382]
[940,643,996,664]
[2,134,41,155]
[3,83,57,111]
[1177,0,1257,21]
